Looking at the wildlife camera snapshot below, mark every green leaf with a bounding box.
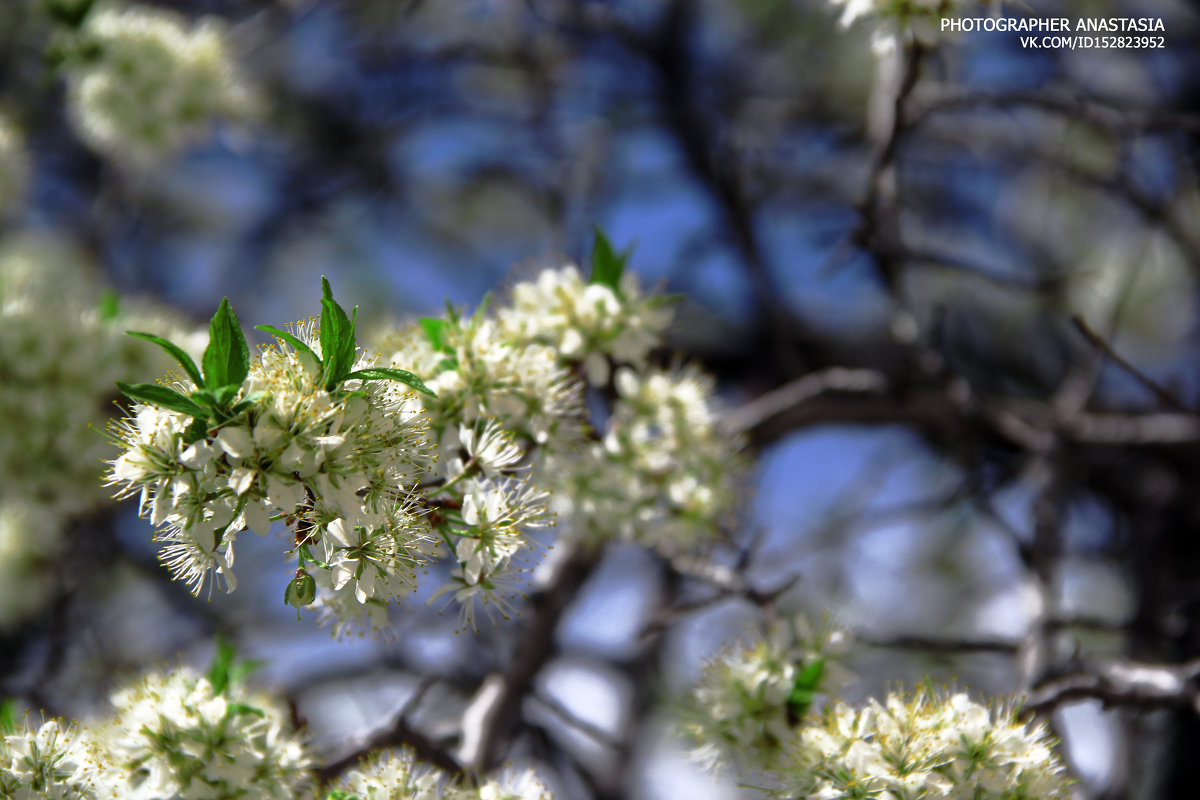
[207,636,237,695]
[318,277,340,376]
[98,289,120,321]
[255,325,319,362]
[126,331,204,388]
[318,278,358,390]
[202,298,249,392]
[213,384,240,407]
[590,227,633,294]
[116,382,207,418]
[183,418,209,444]
[786,658,825,718]
[225,703,266,719]
[0,698,16,734]
[344,367,437,397]
[793,658,825,691]
[419,317,453,354]
[44,0,96,28]
[229,658,265,686]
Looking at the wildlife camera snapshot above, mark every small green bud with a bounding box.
[284,569,316,618]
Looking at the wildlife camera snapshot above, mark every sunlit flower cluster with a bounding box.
[547,365,744,551]
[0,233,197,520]
[1,666,310,800]
[376,314,586,453]
[0,115,27,215]
[107,323,435,625]
[679,616,849,773]
[0,718,110,800]
[108,282,562,635]
[497,265,673,386]
[774,687,1071,800]
[109,254,741,633]
[66,3,252,166]
[326,751,552,800]
[103,668,311,800]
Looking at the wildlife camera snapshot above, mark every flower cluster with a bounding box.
[775,688,1071,800]
[0,233,197,520]
[103,668,311,800]
[376,311,586,453]
[107,291,436,627]
[373,251,742,563]
[548,364,743,551]
[496,260,672,386]
[679,616,849,774]
[108,237,743,633]
[326,751,551,800]
[66,3,252,166]
[0,718,109,800]
[1,664,311,800]
[1,659,556,800]
[0,115,27,215]
[107,280,557,636]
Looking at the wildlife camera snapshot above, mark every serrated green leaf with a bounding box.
[116,382,207,418]
[590,227,632,294]
[255,325,319,362]
[319,277,339,378]
[344,367,437,397]
[207,636,237,695]
[318,279,357,390]
[202,298,249,392]
[126,331,204,388]
[340,304,360,381]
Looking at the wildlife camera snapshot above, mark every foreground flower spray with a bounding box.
[104,233,743,636]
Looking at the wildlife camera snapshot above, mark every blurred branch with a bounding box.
[530,691,619,750]
[1070,316,1194,413]
[856,632,1018,654]
[1023,657,1200,717]
[912,88,1200,135]
[457,539,600,772]
[314,677,464,784]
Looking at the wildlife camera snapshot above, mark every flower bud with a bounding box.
[284,568,316,612]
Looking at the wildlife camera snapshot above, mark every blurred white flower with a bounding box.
[101,667,311,800]
[67,4,254,166]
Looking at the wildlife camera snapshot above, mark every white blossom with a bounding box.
[497,265,672,385]
[67,4,253,166]
[100,667,311,800]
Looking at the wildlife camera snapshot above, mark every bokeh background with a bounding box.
[4,0,1200,797]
